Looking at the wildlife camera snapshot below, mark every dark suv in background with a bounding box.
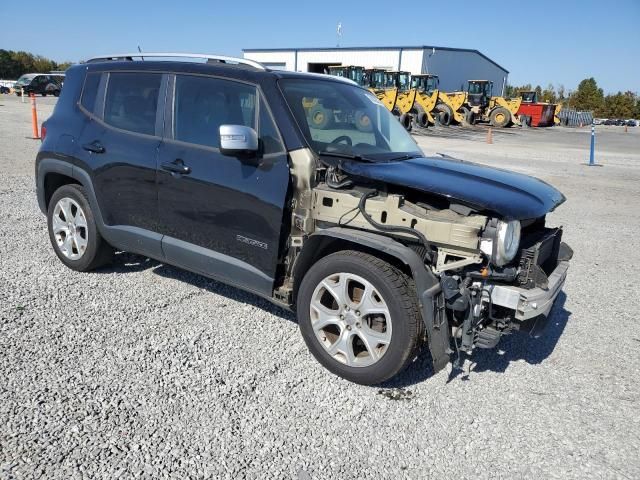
[14,73,64,96]
[36,53,572,385]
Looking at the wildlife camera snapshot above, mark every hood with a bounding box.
[339,155,566,220]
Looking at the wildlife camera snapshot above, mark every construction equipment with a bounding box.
[408,75,466,127]
[385,71,414,130]
[517,91,556,127]
[554,102,563,125]
[363,68,399,113]
[457,80,522,128]
[327,65,366,86]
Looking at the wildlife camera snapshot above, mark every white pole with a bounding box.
[21,87,25,103]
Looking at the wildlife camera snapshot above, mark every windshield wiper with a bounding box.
[387,153,423,162]
[317,151,376,163]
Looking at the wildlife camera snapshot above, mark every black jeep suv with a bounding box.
[36,53,572,385]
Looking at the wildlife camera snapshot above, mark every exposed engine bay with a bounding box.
[283,150,573,368]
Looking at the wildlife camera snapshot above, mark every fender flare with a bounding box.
[298,227,451,373]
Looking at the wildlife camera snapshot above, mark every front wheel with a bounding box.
[297,251,423,385]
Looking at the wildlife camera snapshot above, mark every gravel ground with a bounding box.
[1,93,639,479]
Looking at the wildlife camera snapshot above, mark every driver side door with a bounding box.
[156,74,290,296]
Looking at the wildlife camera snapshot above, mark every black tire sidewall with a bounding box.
[297,253,416,385]
[47,184,103,272]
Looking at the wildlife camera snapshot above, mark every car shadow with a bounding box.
[150,263,295,323]
[95,251,295,322]
[94,251,161,274]
[96,252,571,388]
[382,292,571,388]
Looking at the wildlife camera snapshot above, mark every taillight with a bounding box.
[41,124,47,141]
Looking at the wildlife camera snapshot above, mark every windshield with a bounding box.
[15,75,35,85]
[280,78,421,161]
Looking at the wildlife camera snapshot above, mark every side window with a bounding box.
[104,72,161,135]
[259,100,284,154]
[80,72,101,114]
[174,75,256,149]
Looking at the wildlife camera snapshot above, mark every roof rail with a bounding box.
[84,53,266,70]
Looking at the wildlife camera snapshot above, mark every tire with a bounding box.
[53,90,60,97]
[354,109,373,132]
[435,103,453,126]
[42,93,47,97]
[489,107,511,128]
[297,250,422,385]
[47,184,113,272]
[399,113,412,131]
[461,107,476,126]
[308,104,332,129]
[416,111,429,128]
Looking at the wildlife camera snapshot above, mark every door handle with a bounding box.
[161,159,191,175]
[82,140,105,154]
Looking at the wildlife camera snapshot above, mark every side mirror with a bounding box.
[219,125,259,156]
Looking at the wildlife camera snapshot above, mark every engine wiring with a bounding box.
[357,190,434,263]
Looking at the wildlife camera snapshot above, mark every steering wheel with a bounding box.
[329,135,353,147]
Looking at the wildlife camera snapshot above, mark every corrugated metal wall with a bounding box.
[423,49,508,95]
[243,48,508,95]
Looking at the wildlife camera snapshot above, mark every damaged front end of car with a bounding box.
[304,153,573,373]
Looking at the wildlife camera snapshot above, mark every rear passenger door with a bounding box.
[76,71,165,249]
[156,74,290,295]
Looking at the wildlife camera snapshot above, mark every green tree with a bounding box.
[570,77,604,112]
[541,83,557,103]
[0,49,74,79]
[602,91,636,118]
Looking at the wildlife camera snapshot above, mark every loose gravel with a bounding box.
[1,94,639,479]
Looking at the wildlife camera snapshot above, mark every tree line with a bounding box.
[0,49,72,79]
[506,78,640,119]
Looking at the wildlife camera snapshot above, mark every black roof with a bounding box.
[242,45,509,74]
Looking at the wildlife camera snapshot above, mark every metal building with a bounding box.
[243,46,509,96]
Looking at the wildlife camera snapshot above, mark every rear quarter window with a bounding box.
[104,72,161,136]
[80,72,101,113]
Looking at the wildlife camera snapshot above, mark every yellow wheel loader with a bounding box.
[460,80,522,128]
[384,71,414,130]
[409,75,466,127]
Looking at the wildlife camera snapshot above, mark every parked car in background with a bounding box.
[14,73,64,96]
[0,85,10,94]
[625,119,637,127]
[593,118,605,125]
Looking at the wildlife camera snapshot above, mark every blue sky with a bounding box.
[1,0,638,94]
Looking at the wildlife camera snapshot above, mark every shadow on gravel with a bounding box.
[95,251,161,273]
[151,263,295,323]
[95,252,294,322]
[452,292,571,381]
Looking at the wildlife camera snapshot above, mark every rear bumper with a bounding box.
[488,260,569,333]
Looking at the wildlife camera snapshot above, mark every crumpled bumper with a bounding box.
[488,260,569,336]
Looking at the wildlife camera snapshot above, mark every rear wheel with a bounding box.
[416,111,429,128]
[399,113,412,131]
[490,107,511,128]
[461,107,476,126]
[297,251,422,385]
[308,104,332,130]
[47,184,113,272]
[435,103,453,126]
[354,109,373,132]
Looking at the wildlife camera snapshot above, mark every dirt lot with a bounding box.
[1,93,639,479]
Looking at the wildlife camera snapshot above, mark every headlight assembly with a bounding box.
[494,220,521,266]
